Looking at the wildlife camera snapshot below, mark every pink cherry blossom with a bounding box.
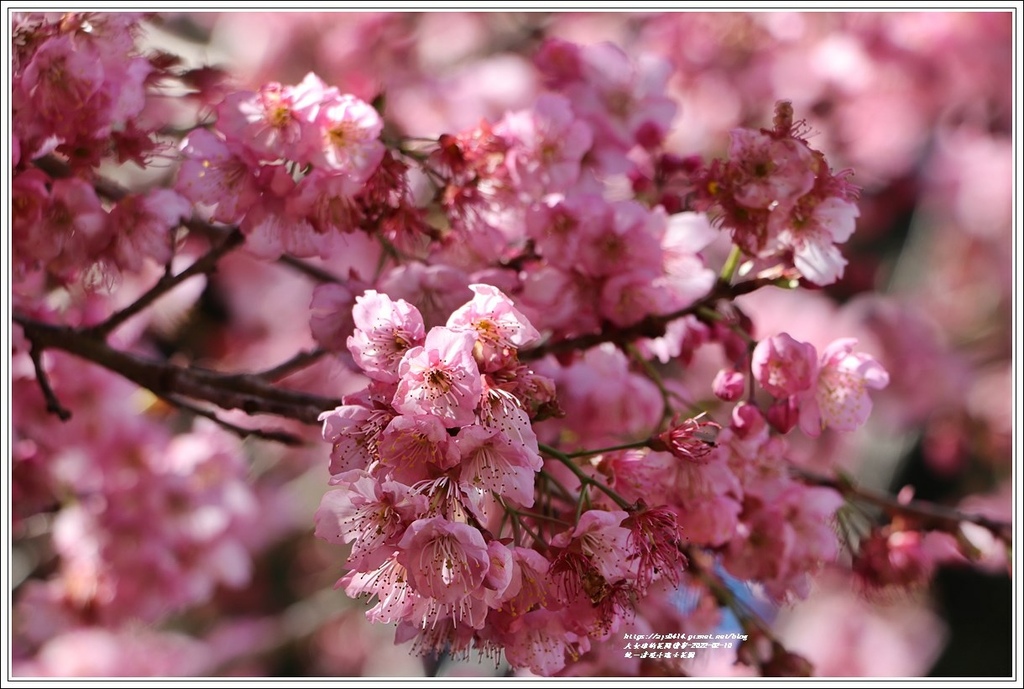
[713,369,746,401]
[799,338,890,436]
[500,609,587,676]
[320,395,395,477]
[772,196,860,286]
[20,35,104,134]
[576,200,663,279]
[727,128,816,209]
[446,283,541,371]
[106,190,190,274]
[42,178,111,281]
[392,327,483,428]
[625,507,687,592]
[377,262,473,329]
[496,93,593,197]
[309,282,361,352]
[314,472,425,570]
[552,509,633,584]
[313,92,385,183]
[376,413,460,483]
[396,516,490,604]
[285,169,365,235]
[176,129,261,225]
[752,332,819,399]
[340,554,418,625]
[347,290,426,383]
[216,78,322,162]
[455,425,540,508]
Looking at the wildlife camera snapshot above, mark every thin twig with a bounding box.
[253,348,330,382]
[88,228,245,339]
[162,394,307,446]
[519,277,776,362]
[538,443,633,511]
[27,342,71,421]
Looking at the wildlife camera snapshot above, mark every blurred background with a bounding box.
[10,11,1015,678]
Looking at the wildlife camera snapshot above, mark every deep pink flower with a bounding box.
[625,508,687,592]
[286,169,364,235]
[496,93,593,197]
[21,35,104,130]
[455,425,540,508]
[552,509,633,584]
[378,262,472,329]
[728,128,816,209]
[239,192,322,260]
[713,369,746,401]
[652,415,722,464]
[599,268,673,327]
[42,178,111,280]
[576,200,663,279]
[376,414,460,483]
[393,327,482,428]
[752,333,818,399]
[106,190,190,273]
[600,449,677,507]
[176,129,261,225]
[396,516,490,604]
[446,283,541,371]
[347,290,426,383]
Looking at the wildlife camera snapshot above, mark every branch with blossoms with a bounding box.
[9,14,1010,679]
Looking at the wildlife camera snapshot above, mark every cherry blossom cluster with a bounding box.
[315,286,560,667]
[11,13,193,288]
[689,104,862,286]
[174,72,427,259]
[12,13,156,169]
[293,39,903,676]
[315,286,894,674]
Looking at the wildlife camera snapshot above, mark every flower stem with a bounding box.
[539,443,633,511]
[563,440,651,459]
[720,245,743,283]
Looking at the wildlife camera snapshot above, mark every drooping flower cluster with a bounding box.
[687,101,862,285]
[316,285,560,665]
[316,290,894,673]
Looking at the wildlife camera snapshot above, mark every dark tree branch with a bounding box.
[27,341,72,421]
[15,314,341,425]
